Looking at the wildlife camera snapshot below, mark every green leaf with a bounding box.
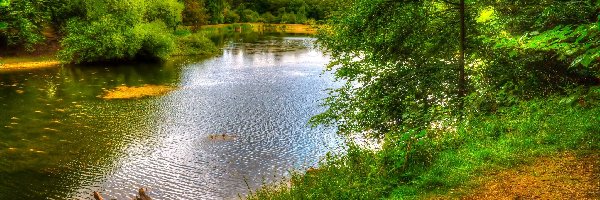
[0,22,7,30]
[0,0,9,7]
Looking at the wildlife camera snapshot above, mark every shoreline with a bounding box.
[199,23,319,34]
[0,23,317,73]
[0,60,62,72]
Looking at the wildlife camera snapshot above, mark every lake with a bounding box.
[0,33,342,199]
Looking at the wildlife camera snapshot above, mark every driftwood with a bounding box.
[93,188,152,200]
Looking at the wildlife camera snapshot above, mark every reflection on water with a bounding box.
[0,35,341,199]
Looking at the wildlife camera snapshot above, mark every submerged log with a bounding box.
[136,188,152,200]
[93,191,103,200]
[92,188,152,200]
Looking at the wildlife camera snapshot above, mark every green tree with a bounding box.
[206,0,225,24]
[59,0,183,63]
[314,0,469,141]
[315,0,600,139]
[183,0,209,30]
[224,10,240,23]
[260,12,277,23]
[280,12,296,24]
[240,9,260,22]
[0,0,8,29]
[146,0,184,30]
[0,0,49,50]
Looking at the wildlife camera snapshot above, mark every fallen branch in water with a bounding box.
[93,188,152,200]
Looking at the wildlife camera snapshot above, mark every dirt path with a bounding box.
[464,151,599,199]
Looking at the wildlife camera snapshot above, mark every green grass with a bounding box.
[248,87,600,200]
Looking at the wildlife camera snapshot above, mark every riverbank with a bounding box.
[462,151,599,199]
[248,91,600,199]
[0,56,61,73]
[200,23,319,34]
[0,23,317,73]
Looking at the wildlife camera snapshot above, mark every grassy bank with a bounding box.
[249,88,600,199]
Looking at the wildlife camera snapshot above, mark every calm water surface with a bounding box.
[0,35,342,199]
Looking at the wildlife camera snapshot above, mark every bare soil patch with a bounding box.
[464,151,599,199]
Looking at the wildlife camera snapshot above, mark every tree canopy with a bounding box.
[314,0,600,140]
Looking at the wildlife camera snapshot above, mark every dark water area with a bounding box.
[0,34,342,199]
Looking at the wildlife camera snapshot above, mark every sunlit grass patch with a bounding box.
[0,59,61,72]
[101,85,176,100]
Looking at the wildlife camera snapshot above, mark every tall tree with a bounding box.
[206,0,225,24]
[315,0,600,141]
[183,0,209,30]
[314,0,471,139]
[458,0,466,118]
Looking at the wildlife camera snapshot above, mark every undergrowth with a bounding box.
[248,87,600,199]
[173,32,219,56]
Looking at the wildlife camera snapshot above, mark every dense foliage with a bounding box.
[58,0,184,63]
[251,91,600,199]
[0,0,49,50]
[0,0,342,62]
[182,0,344,26]
[0,0,221,63]
[251,0,600,199]
[314,0,599,139]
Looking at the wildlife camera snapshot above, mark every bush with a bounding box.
[260,12,278,23]
[134,21,176,60]
[0,0,48,50]
[174,27,192,37]
[145,0,184,30]
[241,9,260,23]
[280,12,297,24]
[304,18,317,25]
[59,18,142,63]
[224,11,240,24]
[174,32,218,56]
[58,0,184,63]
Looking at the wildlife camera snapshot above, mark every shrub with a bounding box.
[59,18,143,63]
[224,10,240,24]
[280,12,297,24]
[241,9,260,23]
[145,0,184,30]
[0,0,48,50]
[260,12,277,23]
[58,0,184,63]
[134,21,176,60]
[174,32,218,56]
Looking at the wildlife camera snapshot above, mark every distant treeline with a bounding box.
[183,0,343,27]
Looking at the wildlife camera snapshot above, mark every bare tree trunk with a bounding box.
[458,0,467,119]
